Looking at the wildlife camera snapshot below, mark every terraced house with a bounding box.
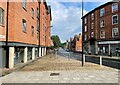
[0,0,52,68]
[82,1,120,56]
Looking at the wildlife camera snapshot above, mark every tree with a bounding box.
[51,35,61,48]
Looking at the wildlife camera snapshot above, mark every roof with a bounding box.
[81,0,119,19]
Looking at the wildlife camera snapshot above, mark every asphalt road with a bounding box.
[57,48,120,69]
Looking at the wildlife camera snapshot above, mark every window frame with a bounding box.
[31,8,34,18]
[100,8,105,17]
[112,14,118,25]
[22,0,26,10]
[84,25,87,32]
[100,30,105,38]
[100,19,105,27]
[91,32,94,37]
[91,13,94,20]
[84,17,87,24]
[91,22,94,29]
[112,3,118,13]
[22,19,26,32]
[0,7,4,25]
[31,26,34,36]
[112,28,119,38]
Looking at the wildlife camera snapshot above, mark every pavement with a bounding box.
[1,54,119,83]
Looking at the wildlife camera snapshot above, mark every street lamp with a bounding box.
[82,0,84,67]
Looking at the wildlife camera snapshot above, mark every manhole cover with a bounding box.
[50,73,59,76]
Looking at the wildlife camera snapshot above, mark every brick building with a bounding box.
[0,0,52,68]
[68,33,82,52]
[82,1,120,56]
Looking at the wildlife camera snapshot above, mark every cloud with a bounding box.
[49,2,88,43]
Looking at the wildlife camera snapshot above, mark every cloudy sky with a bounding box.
[47,0,112,43]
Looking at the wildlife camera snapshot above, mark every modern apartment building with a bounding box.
[82,1,120,56]
[0,0,52,68]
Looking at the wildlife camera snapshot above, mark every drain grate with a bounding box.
[50,73,59,76]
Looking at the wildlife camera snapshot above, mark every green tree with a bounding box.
[51,35,61,48]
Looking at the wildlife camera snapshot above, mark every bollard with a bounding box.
[83,54,85,65]
[100,56,102,66]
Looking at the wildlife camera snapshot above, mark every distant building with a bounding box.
[82,1,120,56]
[68,33,82,52]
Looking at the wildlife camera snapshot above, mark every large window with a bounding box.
[112,28,119,37]
[112,3,118,12]
[100,8,105,17]
[100,30,105,38]
[100,19,105,27]
[22,0,26,9]
[22,19,26,32]
[31,8,34,18]
[0,8,4,25]
[112,14,118,25]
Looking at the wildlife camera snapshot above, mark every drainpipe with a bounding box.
[6,0,9,68]
[38,1,41,57]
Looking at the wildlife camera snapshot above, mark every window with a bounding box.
[100,19,105,27]
[37,7,39,19]
[91,22,94,29]
[112,3,118,12]
[112,14,118,25]
[91,32,94,37]
[85,26,87,32]
[100,30,105,38]
[100,8,105,17]
[31,8,34,18]
[91,13,94,20]
[22,0,26,9]
[84,18,87,24]
[22,19,26,32]
[84,34,87,41]
[37,19,39,31]
[112,28,119,37]
[37,31,39,39]
[0,8,4,25]
[31,26,34,36]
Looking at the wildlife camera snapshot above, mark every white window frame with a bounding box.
[85,25,87,32]
[91,13,94,20]
[112,14,118,25]
[112,3,118,13]
[112,28,119,38]
[100,8,105,17]
[91,32,94,37]
[100,19,105,27]
[100,30,105,38]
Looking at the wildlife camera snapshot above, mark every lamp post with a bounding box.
[82,0,84,67]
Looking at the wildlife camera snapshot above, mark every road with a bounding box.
[57,48,120,69]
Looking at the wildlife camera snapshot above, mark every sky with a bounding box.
[47,0,112,43]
